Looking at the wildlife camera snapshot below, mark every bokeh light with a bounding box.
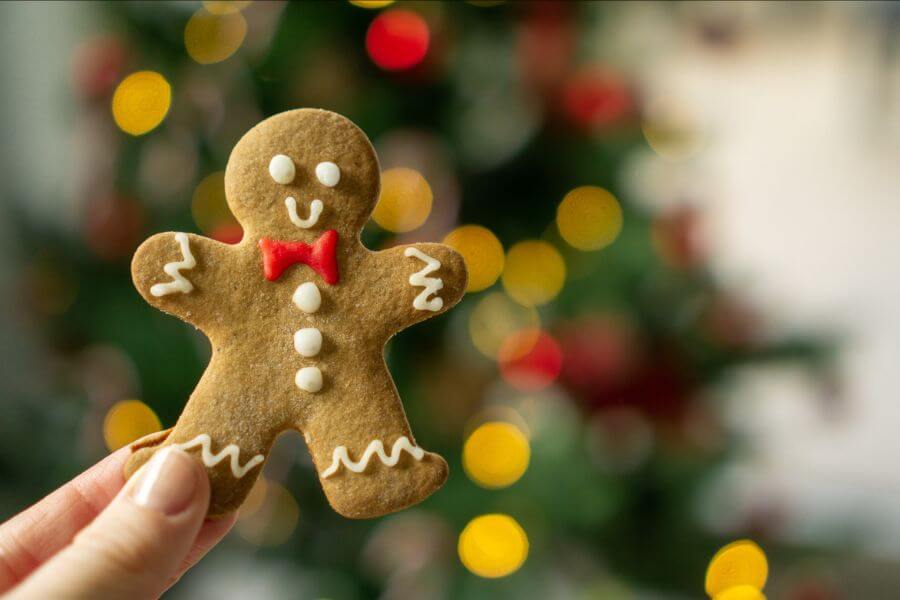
[498,329,562,391]
[442,225,504,292]
[191,171,240,236]
[556,186,623,251]
[372,167,433,232]
[468,292,540,359]
[202,0,251,14]
[706,540,768,598]
[103,399,162,451]
[463,421,530,488]
[365,10,430,71]
[562,68,632,130]
[185,8,248,65]
[458,514,529,578]
[714,586,766,600]
[501,240,566,306]
[111,71,171,136]
[642,97,705,161]
[349,0,395,7]
[236,480,300,546]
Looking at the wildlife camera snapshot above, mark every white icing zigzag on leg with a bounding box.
[171,434,264,478]
[320,436,425,479]
[150,232,197,297]
[404,247,444,311]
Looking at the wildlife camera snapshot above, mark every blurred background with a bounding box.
[2,0,900,598]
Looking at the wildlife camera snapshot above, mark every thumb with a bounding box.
[11,447,210,600]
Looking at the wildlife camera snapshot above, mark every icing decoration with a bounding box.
[286,197,323,229]
[404,247,444,311]
[294,327,323,357]
[315,161,340,187]
[150,233,197,297]
[320,436,425,479]
[296,366,323,392]
[259,230,339,284]
[171,434,264,478]
[269,154,295,184]
[293,282,321,313]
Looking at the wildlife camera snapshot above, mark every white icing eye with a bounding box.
[315,161,340,187]
[269,154,295,184]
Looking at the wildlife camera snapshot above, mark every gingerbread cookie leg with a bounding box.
[300,360,448,519]
[125,367,277,516]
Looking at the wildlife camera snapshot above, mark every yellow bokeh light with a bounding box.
[463,421,530,489]
[191,171,238,234]
[714,585,766,600]
[202,0,252,14]
[111,71,171,136]
[236,481,300,546]
[458,514,529,578]
[556,186,623,251]
[442,225,504,292]
[349,0,395,7]
[468,292,539,359]
[705,540,768,598]
[501,240,566,306]
[185,8,247,65]
[103,399,162,451]
[372,168,433,233]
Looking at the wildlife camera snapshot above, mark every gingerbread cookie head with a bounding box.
[225,109,380,241]
[126,108,468,519]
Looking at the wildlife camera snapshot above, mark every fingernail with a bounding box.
[131,447,199,515]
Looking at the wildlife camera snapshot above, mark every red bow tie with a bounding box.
[259,230,339,284]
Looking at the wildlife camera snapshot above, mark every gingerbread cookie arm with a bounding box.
[131,232,238,330]
[367,243,468,337]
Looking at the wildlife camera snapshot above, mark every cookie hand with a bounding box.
[131,232,237,331]
[367,242,468,338]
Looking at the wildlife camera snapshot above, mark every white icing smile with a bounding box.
[285,196,323,228]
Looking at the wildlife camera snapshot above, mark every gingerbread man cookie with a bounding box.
[127,109,467,518]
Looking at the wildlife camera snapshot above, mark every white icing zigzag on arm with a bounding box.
[172,434,264,478]
[404,247,444,312]
[150,232,197,297]
[320,436,425,479]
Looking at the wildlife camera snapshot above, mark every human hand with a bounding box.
[0,446,235,599]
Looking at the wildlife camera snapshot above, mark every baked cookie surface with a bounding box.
[127,109,467,518]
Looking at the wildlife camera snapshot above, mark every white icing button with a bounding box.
[296,366,323,393]
[292,282,321,313]
[269,154,295,184]
[315,161,340,187]
[294,328,323,357]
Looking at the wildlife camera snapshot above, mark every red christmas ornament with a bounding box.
[498,329,563,392]
[651,206,706,269]
[365,10,430,72]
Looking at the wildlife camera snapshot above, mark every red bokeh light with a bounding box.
[365,10,430,72]
[498,329,563,392]
[562,68,632,130]
[210,223,244,245]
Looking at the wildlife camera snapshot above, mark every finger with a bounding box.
[8,447,209,600]
[164,512,237,591]
[0,448,129,592]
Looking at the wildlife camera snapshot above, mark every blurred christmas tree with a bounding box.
[5,1,832,598]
